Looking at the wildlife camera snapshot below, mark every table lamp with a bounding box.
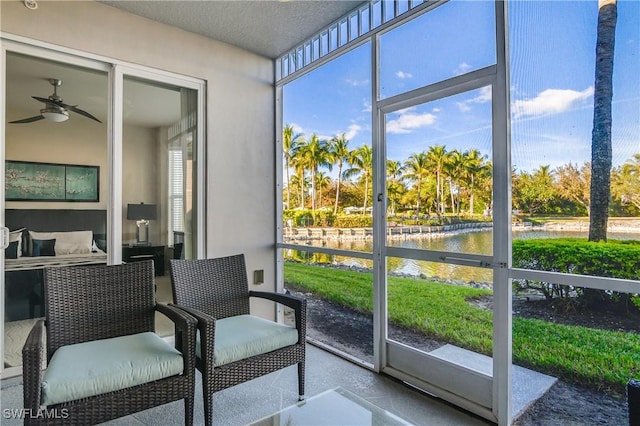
[127,203,157,245]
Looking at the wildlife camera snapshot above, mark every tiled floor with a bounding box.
[1,344,491,426]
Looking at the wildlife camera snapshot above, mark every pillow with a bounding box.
[32,239,56,257]
[9,228,25,258]
[6,241,20,259]
[29,231,93,256]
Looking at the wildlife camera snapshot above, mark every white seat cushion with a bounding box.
[41,332,183,406]
[197,314,298,367]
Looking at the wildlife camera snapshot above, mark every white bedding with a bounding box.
[5,251,107,272]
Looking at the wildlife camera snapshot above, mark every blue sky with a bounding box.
[283,0,639,175]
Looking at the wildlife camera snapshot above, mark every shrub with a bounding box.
[333,214,373,228]
[512,238,640,312]
[283,209,336,227]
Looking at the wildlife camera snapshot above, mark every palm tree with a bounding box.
[290,149,308,209]
[589,0,617,242]
[386,159,405,216]
[403,152,429,217]
[328,133,350,214]
[315,171,332,209]
[426,145,448,217]
[617,154,640,209]
[298,134,331,211]
[446,149,465,215]
[283,124,305,210]
[461,149,487,216]
[346,145,373,214]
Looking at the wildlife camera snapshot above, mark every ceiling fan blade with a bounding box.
[33,96,101,123]
[67,105,102,123]
[32,96,56,105]
[9,115,46,124]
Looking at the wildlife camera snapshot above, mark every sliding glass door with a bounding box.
[3,50,109,370]
[1,42,205,375]
[121,74,200,337]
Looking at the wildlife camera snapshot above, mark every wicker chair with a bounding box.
[22,260,196,425]
[169,254,307,426]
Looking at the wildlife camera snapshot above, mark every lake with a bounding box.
[285,229,640,284]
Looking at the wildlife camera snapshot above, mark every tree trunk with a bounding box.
[588,0,617,243]
[334,164,342,215]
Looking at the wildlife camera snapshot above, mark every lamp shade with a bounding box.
[41,109,69,122]
[127,203,157,220]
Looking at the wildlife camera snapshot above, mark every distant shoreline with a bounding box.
[284,218,640,242]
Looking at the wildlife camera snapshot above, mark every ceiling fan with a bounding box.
[9,78,101,124]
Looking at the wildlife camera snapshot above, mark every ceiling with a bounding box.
[6,52,180,128]
[6,1,363,128]
[97,0,364,59]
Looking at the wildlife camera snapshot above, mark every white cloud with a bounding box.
[346,78,370,87]
[454,62,472,75]
[387,110,437,134]
[512,87,594,119]
[456,86,492,112]
[456,102,472,112]
[362,99,372,113]
[474,86,492,103]
[432,107,441,113]
[395,71,413,79]
[344,124,362,140]
[290,123,305,134]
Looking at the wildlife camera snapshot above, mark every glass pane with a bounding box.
[282,44,373,252]
[379,0,496,99]
[383,0,395,23]
[320,31,329,56]
[387,257,493,357]
[360,6,370,34]
[385,87,494,255]
[349,13,359,42]
[372,0,382,29]
[339,19,348,47]
[312,37,320,62]
[283,252,374,365]
[122,76,198,337]
[4,53,108,367]
[509,1,640,277]
[329,25,338,52]
[512,282,640,415]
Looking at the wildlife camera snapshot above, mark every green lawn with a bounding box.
[285,262,640,394]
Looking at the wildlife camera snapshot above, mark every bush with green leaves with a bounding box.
[333,214,373,228]
[283,209,336,227]
[512,238,640,312]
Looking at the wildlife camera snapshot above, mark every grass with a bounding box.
[285,262,640,394]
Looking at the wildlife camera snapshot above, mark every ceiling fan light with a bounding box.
[41,108,69,122]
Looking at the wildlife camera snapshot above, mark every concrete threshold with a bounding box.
[429,344,557,419]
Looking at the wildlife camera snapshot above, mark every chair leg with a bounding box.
[298,361,306,401]
[185,395,194,426]
[204,392,214,426]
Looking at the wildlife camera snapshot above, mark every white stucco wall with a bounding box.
[1,1,276,316]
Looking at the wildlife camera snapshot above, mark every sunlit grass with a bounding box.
[285,262,640,393]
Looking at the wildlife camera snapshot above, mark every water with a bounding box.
[285,229,640,284]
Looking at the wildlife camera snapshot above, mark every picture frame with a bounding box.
[5,160,99,202]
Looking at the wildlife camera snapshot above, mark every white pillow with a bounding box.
[9,228,24,258]
[29,230,93,256]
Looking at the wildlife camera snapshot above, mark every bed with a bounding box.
[4,209,107,321]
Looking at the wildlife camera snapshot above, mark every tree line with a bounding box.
[283,124,640,219]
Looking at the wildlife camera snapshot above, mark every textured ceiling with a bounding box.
[98,0,364,59]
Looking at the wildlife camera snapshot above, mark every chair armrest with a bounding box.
[22,319,45,412]
[169,303,216,366]
[250,291,307,343]
[155,303,197,372]
[250,290,305,311]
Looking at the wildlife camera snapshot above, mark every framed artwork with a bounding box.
[5,160,99,202]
